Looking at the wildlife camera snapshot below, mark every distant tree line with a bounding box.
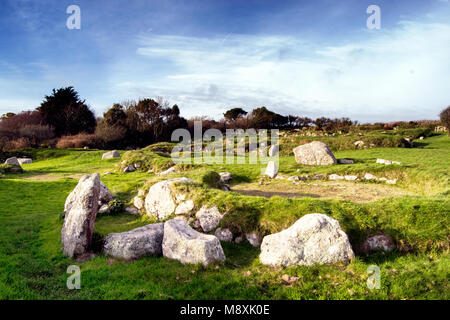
[1,86,448,151]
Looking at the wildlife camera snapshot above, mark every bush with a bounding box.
[2,137,32,151]
[19,124,54,144]
[56,133,99,149]
[201,171,222,188]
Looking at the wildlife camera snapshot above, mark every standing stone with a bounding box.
[268,144,279,157]
[61,174,101,258]
[264,161,278,178]
[196,206,223,232]
[260,213,354,267]
[103,223,164,260]
[162,219,226,266]
[293,141,336,165]
[102,150,120,159]
[65,180,112,213]
[144,178,194,220]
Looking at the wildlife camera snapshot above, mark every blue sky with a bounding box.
[1,0,449,122]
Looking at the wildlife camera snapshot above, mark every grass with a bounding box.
[0,133,448,299]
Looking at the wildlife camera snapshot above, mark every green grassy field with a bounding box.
[0,133,448,299]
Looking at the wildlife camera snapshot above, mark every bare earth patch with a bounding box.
[22,173,84,181]
[232,180,413,202]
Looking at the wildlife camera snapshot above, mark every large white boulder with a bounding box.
[196,205,223,232]
[103,223,164,260]
[293,141,336,165]
[102,150,120,159]
[144,177,194,220]
[162,219,226,266]
[260,213,354,267]
[61,173,100,258]
[4,157,21,166]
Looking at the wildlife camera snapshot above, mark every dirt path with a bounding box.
[232,180,413,202]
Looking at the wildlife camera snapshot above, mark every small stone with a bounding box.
[364,173,377,180]
[123,164,136,172]
[362,235,395,253]
[215,228,233,242]
[98,204,109,214]
[175,200,195,215]
[386,179,397,185]
[329,174,344,181]
[219,172,232,183]
[287,176,300,182]
[125,207,139,215]
[338,159,354,164]
[344,175,358,181]
[196,206,223,232]
[246,232,263,247]
[159,166,176,175]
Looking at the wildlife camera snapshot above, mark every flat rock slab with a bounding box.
[18,158,33,164]
[61,173,100,258]
[260,213,354,267]
[103,223,164,260]
[162,219,225,266]
[293,141,336,165]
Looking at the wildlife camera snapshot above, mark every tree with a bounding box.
[439,106,450,135]
[224,108,247,122]
[37,87,96,136]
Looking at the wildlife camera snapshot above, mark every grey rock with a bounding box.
[268,144,279,157]
[338,159,354,164]
[246,232,263,247]
[18,158,33,165]
[293,141,336,165]
[123,164,136,172]
[103,223,164,260]
[144,178,194,221]
[61,174,100,258]
[102,150,120,160]
[162,219,225,266]
[329,174,344,181]
[260,213,354,267]
[175,200,195,215]
[215,228,233,242]
[159,166,176,175]
[264,161,278,178]
[219,172,232,183]
[125,207,139,215]
[344,175,358,181]
[196,205,223,232]
[4,157,21,166]
[364,173,377,180]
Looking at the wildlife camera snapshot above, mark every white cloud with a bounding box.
[106,20,450,122]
